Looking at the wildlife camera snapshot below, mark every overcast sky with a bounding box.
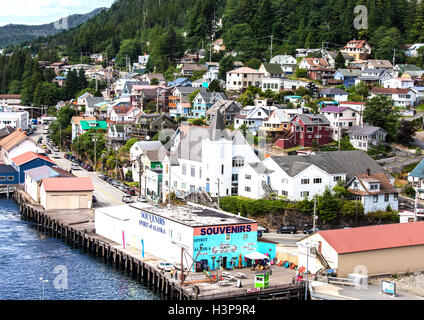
[0,0,115,26]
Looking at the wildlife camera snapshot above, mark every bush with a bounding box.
[404,185,416,199]
[220,197,289,217]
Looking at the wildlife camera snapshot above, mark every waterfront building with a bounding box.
[11,151,56,184]
[95,202,258,271]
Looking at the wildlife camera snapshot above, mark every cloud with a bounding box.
[0,0,115,26]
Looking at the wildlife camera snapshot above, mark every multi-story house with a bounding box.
[206,100,242,125]
[258,63,285,78]
[226,67,264,91]
[346,172,399,214]
[270,55,297,74]
[341,40,372,60]
[274,114,331,149]
[365,60,394,72]
[383,77,415,89]
[107,124,132,146]
[71,116,96,142]
[319,105,360,140]
[234,105,277,132]
[259,109,292,139]
[369,87,417,108]
[333,68,361,88]
[191,91,227,119]
[347,125,387,151]
[318,88,349,102]
[408,159,424,200]
[238,151,388,203]
[355,68,392,86]
[298,58,330,70]
[109,105,141,123]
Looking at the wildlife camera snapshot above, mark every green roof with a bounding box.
[80,120,108,131]
[397,64,421,73]
[262,63,284,74]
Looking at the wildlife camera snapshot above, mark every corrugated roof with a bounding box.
[0,130,29,152]
[317,222,424,254]
[80,120,108,131]
[347,125,386,136]
[41,177,94,192]
[11,151,55,166]
[24,165,60,181]
[409,159,424,179]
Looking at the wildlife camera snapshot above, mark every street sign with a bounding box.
[381,280,396,297]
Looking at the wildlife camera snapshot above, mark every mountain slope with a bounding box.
[0,8,107,48]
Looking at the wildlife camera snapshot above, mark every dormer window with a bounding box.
[369,183,379,191]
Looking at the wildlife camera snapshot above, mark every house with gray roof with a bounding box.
[206,100,242,125]
[191,91,227,119]
[84,97,105,117]
[347,125,387,151]
[318,88,349,102]
[238,150,392,202]
[356,68,392,86]
[333,68,361,88]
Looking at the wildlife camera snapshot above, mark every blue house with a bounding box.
[191,91,227,119]
[0,165,19,185]
[11,151,56,184]
[334,68,361,88]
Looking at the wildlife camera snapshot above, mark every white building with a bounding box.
[346,172,399,214]
[234,105,278,132]
[226,67,264,91]
[347,125,387,151]
[369,87,418,108]
[318,88,349,102]
[95,202,258,270]
[130,141,167,184]
[162,111,260,200]
[238,151,390,203]
[383,77,415,89]
[0,111,29,130]
[319,105,361,140]
[270,55,297,74]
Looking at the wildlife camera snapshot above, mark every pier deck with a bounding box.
[13,189,304,300]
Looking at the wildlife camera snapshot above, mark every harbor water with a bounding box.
[0,198,161,300]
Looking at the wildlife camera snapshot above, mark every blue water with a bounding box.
[0,199,161,300]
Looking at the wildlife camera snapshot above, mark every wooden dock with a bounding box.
[13,189,305,300]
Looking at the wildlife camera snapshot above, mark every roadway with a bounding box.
[31,125,124,208]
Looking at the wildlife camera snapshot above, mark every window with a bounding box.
[373,195,378,203]
[282,178,288,184]
[384,193,389,202]
[232,174,238,182]
[174,181,177,188]
[334,176,342,182]
[221,164,224,175]
[300,191,309,198]
[191,165,195,177]
[301,179,310,185]
[281,190,288,196]
[232,157,244,167]
[182,164,187,175]
[199,167,202,179]
[0,176,5,181]
[181,183,186,189]
[245,186,251,192]
[370,184,379,191]
[313,178,322,184]
[7,176,14,181]
[394,193,398,201]
[354,182,359,189]
[307,126,313,132]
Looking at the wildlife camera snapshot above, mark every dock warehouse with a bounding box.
[297,222,424,278]
[95,202,258,271]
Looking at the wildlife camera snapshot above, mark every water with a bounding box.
[0,199,161,300]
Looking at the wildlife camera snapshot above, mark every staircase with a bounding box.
[187,190,220,210]
[311,248,331,270]
[262,182,277,200]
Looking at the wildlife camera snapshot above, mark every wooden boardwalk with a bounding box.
[13,189,305,300]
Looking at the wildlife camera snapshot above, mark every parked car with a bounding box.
[122,195,134,203]
[303,227,321,234]
[157,262,174,272]
[137,196,147,203]
[92,195,97,203]
[71,164,81,170]
[53,153,60,159]
[173,262,188,271]
[277,226,297,234]
[257,226,269,233]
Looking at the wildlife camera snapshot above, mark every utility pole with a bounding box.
[393,49,396,68]
[313,195,317,233]
[270,35,274,62]
[209,43,212,63]
[137,154,143,196]
[338,123,341,151]
[93,136,98,172]
[115,145,119,179]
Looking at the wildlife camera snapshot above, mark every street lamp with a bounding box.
[298,241,318,301]
[39,277,48,300]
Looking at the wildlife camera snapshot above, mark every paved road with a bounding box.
[32,125,124,207]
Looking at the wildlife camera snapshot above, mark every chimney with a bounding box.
[367,168,371,176]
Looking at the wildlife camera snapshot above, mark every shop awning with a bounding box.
[245,252,269,260]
